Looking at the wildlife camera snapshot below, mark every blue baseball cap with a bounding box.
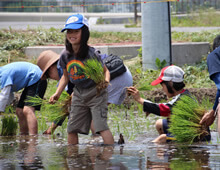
[61,14,89,32]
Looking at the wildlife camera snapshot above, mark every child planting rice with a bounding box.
[43,51,133,135]
[127,65,211,143]
[0,49,70,135]
[49,14,114,145]
[0,61,47,135]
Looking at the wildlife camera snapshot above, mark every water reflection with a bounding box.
[66,145,127,169]
[18,136,44,169]
[0,134,220,169]
[169,146,210,169]
[0,135,43,169]
[146,144,212,169]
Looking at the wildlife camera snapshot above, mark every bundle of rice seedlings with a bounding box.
[83,58,107,95]
[25,91,71,122]
[134,79,153,91]
[0,105,18,136]
[169,95,209,144]
[1,114,18,136]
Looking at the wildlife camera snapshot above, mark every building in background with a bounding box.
[0,0,219,13]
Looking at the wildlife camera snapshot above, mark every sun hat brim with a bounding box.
[61,23,84,32]
[151,78,163,86]
[37,50,60,79]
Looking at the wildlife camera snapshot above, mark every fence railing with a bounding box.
[0,0,219,14]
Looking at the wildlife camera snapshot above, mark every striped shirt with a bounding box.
[143,89,191,117]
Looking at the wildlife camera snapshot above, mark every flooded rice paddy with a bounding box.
[0,131,220,170]
[1,105,220,169]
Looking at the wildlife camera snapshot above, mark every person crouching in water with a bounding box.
[127,65,211,143]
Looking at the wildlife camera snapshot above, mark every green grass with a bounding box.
[172,31,220,48]
[1,26,219,66]
[171,9,220,27]
[182,57,213,88]
[124,10,220,28]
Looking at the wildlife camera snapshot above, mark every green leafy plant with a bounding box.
[84,58,107,95]
[1,114,18,136]
[0,105,18,136]
[137,47,142,58]
[84,58,104,84]
[96,17,105,24]
[25,91,71,123]
[169,95,209,144]
[155,58,167,70]
[171,9,220,27]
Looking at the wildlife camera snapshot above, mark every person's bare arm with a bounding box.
[104,65,110,83]
[103,65,110,88]
[127,86,145,105]
[49,69,69,103]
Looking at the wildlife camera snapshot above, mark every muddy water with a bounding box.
[0,132,220,170]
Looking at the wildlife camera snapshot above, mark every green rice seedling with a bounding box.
[83,57,104,84]
[25,95,44,106]
[83,58,106,95]
[0,105,18,136]
[1,114,18,136]
[25,91,71,123]
[4,105,15,114]
[135,79,152,91]
[169,95,209,144]
[44,92,71,122]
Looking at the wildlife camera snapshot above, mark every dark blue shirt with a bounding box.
[207,47,220,110]
[207,47,220,80]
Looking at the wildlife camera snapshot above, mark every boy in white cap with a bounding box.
[127,65,211,143]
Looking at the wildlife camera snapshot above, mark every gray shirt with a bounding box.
[59,47,103,89]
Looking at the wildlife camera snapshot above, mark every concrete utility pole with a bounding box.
[141,0,172,70]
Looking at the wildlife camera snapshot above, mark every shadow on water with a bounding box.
[0,132,220,169]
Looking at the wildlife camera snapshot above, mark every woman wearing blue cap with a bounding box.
[49,14,114,145]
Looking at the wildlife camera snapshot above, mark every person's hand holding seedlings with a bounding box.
[127,86,144,104]
[49,93,60,104]
[127,86,150,117]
